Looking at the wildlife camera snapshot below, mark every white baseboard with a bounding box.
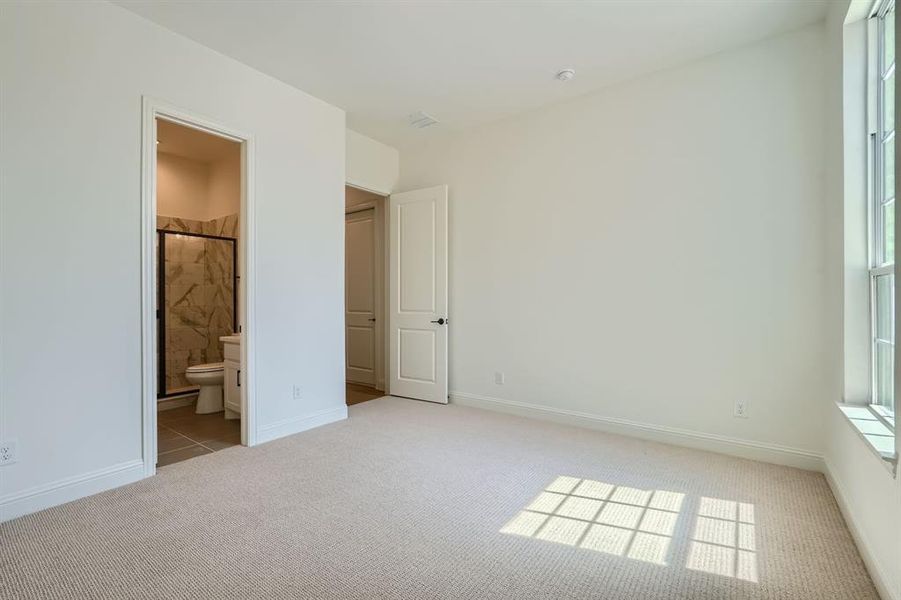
[0,459,145,523]
[824,458,898,600]
[0,405,348,522]
[256,405,348,445]
[450,391,824,472]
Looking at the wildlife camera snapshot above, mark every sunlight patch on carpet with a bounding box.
[500,476,683,566]
[502,476,758,582]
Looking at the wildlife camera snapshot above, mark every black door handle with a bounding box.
[430,318,447,325]
[237,369,241,387]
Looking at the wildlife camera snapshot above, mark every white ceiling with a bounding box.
[118,1,829,148]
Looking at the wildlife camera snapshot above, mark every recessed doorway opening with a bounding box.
[141,99,256,475]
[154,120,241,466]
[343,183,449,407]
[345,185,388,405]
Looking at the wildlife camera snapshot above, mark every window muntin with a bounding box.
[871,0,896,420]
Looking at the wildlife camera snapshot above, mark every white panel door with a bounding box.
[389,185,448,403]
[345,209,377,385]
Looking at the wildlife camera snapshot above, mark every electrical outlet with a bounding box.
[0,440,17,466]
[494,371,505,385]
[734,400,748,419]
[293,385,302,400]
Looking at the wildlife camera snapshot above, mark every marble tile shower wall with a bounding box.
[158,214,238,393]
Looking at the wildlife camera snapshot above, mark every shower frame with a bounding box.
[157,228,238,399]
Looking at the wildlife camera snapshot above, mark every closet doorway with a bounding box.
[345,186,387,405]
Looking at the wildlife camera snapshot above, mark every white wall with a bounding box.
[399,25,830,466]
[346,129,399,195]
[157,152,212,220]
[207,150,242,220]
[826,407,900,599]
[0,1,346,519]
[822,2,901,599]
[158,150,241,221]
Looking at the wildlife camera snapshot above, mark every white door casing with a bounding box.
[388,185,448,404]
[141,97,257,480]
[345,208,377,385]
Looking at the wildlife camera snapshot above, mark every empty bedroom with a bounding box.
[0,1,899,599]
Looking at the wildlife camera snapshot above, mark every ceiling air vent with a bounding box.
[409,111,439,129]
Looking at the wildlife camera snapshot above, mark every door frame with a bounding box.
[140,97,257,478]
[344,189,388,393]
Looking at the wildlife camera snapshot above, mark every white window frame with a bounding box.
[868,0,896,430]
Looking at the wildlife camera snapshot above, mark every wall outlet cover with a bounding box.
[734,400,748,419]
[494,371,505,385]
[293,385,302,400]
[0,439,17,466]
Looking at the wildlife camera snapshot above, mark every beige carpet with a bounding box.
[0,397,877,599]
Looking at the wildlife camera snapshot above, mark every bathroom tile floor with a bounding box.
[157,385,380,466]
[157,404,241,467]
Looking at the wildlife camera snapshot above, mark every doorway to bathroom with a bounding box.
[141,99,255,474]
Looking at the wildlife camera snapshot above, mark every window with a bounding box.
[870,0,896,425]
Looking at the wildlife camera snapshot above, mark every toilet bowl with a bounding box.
[185,362,224,414]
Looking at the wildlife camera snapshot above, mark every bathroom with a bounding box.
[155,118,244,467]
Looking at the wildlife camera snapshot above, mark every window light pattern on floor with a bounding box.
[501,476,758,583]
[500,476,684,566]
[686,497,757,582]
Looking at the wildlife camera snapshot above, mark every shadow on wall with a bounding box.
[501,475,758,583]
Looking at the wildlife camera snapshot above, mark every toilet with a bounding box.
[185,362,224,414]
